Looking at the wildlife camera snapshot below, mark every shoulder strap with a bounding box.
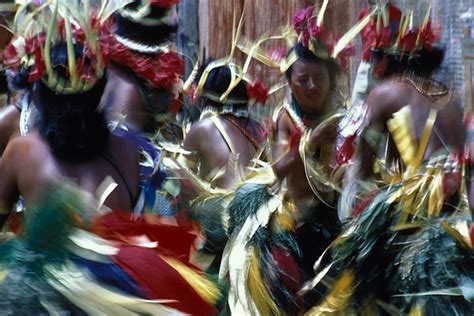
[209,115,238,155]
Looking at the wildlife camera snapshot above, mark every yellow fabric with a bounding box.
[161,256,222,305]
[247,248,282,316]
[305,270,355,315]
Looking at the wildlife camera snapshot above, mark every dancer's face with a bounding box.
[289,59,331,115]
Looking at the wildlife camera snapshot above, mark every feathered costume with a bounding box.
[0,182,225,315]
[106,0,186,218]
[303,87,472,315]
[0,1,224,314]
[197,1,372,313]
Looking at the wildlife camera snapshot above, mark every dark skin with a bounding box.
[183,115,258,189]
[358,80,474,220]
[0,131,140,227]
[272,58,337,201]
[358,81,465,179]
[0,104,20,155]
[102,65,150,133]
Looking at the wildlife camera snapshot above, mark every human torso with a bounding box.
[186,113,265,189]
[273,104,323,201]
[374,79,463,167]
[8,133,140,212]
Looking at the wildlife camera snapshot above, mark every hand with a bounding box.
[308,121,338,153]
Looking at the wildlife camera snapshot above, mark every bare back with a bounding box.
[360,80,465,176]
[183,115,261,189]
[0,132,140,217]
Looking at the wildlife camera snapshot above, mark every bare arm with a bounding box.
[271,112,301,179]
[182,121,202,174]
[357,83,404,178]
[0,105,20,156]
[0,137,20,226]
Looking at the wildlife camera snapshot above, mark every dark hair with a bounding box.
[196,61,249,108]
[285,42,340,84]
[114,1,177,46]
[370,47,445,78]
[33,44,109,162]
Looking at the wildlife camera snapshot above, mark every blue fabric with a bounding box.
[115,128,175,216]
[72,257,146,297]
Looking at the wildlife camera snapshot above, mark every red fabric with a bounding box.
[92,210,197,263]
[247,80,269,104]
[113,245,218,315]
[271,247,302,294]
[335,134,356,167]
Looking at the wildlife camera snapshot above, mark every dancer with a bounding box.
[305,6,472,315]
[0,2,222,314]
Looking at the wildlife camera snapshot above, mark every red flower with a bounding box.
[399,30,417,52]
[308,17,323,39]
[28,50,45,82]
[301,29,311,47]
[420,21,441,50]
[337,43,355,70]
[247,80,269,104]
[361,23,376,61]
[150,0,180,8]
[292,6,314,34]
[154,51,184,89]
[3,42,19,66]
[108,36,183,90]
[23,33,45,56]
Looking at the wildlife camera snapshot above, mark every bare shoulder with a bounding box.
[1,133,52,178]
[0,105,20,126]
[367,81,413,123]
[0,105,20,145]
[274,108,294,141]
[4,133,49,159]
[183,117,219,151]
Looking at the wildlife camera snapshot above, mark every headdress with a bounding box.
[108,0,184,91]
[183,7,270,107]
[236,0,376,76]
[360,2,441,61]
[3,0,128,94]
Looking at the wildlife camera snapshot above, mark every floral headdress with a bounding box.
[236,0,375,76]
[360,3,441,61]
[3,0,128,94]
[108,0,184,91]
[286,0,376,71]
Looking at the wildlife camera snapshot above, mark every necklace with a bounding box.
[396,72,450,102]
[223,115,261,149]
